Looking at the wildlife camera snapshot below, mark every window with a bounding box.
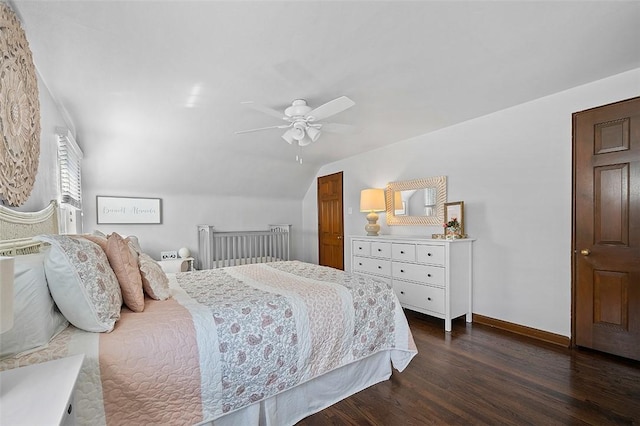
[56,127,83,209]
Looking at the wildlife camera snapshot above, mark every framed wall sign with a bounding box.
[96,196,162,224]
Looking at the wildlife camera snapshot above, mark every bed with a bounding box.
[197,224,291,269]
[0,202,417,425]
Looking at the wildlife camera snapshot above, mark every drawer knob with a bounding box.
[68,404,73,415]
[378,248,382,252]
[359,263,362,266]
[378,266,382,269]
[400,269,405,273]
[400,291,405,294]
[427,297,432,301]
[427,273,431,277]
[427,253,432,257]
[400,250,405,254]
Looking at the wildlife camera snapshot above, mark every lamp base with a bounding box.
[365,212,380,236]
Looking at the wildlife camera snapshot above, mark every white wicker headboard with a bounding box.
[0,200,59,256]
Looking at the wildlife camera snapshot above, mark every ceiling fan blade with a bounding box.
[319,122,356,134]
[240,101,286,120]
[306,96,355,122]
[235,124,291,134]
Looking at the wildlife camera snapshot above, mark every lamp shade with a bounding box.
[306,126,321,142]
[298,135,312,146]
[282,129,295,144]
[0,256,14,334]
[360,188,385,212]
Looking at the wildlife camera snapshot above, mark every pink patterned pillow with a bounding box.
[106,233,145,312]
[138,253,171,300]
[35,235,122,332]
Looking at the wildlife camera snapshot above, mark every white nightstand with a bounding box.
[0,354,84,425]
[158,257,194,273]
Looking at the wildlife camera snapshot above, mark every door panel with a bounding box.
[317,172,344,270]
[594,164,628,245]
[573,96,640,361]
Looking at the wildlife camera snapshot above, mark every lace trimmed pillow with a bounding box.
[35,235,122,332]
[138,253,171,300]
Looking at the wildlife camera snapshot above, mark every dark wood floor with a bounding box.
[298,310,640,425]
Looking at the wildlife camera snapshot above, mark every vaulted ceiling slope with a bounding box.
[10,1,640,198]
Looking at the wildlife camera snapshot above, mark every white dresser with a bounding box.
[351,235,474,331]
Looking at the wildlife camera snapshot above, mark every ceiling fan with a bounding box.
[236,96,356,147]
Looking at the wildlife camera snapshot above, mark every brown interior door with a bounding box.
[317,172,344,270]
[573,97,640,361]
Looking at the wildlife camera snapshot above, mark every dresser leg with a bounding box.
[445,318,452,332]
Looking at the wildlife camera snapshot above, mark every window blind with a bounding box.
[56,128,83,210]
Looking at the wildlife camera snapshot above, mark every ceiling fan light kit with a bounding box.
[237,96,356,150]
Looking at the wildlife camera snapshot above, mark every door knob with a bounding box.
[337,236,343,240]
[580,249,591,256]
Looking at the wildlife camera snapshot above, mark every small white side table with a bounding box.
[158,257,194,273]
[0,354,84,425]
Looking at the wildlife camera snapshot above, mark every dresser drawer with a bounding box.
[352,240,371,257]
[353,256,391,276]
[392,262,445,287]
[370,242,391,259]
[394,281,445,314]
[392,243,416,262]
[416,244,445,265]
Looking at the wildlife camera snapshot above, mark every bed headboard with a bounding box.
[0,200,59,256]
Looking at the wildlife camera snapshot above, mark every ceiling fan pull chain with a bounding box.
[296,147,303,165]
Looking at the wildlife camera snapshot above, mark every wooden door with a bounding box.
[573,97,640,361]
[317,172,344,270]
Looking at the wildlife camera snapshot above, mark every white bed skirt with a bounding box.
[202,350,393,426]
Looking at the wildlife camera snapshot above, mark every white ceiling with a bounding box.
[10,0,640,199]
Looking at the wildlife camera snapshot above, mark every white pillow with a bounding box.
[35,235,122,333]
[0,251,68,358]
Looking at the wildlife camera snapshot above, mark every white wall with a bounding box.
[82,190,302,266]
[302,68,640,338]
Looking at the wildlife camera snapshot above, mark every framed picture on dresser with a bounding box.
[444,201,464,235]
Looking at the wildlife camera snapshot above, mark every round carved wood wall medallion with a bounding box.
[0,2,41,206]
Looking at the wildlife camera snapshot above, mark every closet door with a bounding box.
[573,96,640,361]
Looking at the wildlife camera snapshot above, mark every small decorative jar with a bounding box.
[443,218,461,240]
[446,226,460,240]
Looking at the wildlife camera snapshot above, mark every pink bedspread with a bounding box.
[0,261,417,425]
[100,299,203,424]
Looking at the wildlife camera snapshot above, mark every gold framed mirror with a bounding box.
[385,176,447,226]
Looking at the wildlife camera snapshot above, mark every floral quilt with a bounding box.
[176,261,415,416]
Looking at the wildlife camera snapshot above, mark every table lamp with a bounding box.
[360,188,385,236]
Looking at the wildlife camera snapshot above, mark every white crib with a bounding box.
[197,224,291,270]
